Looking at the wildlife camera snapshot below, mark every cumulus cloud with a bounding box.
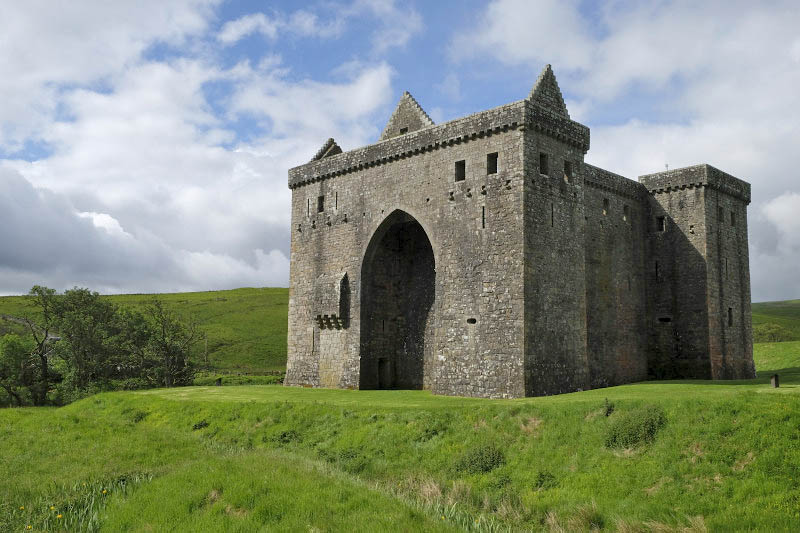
[218,13,280,44]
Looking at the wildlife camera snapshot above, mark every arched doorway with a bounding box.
[359,210,435,389]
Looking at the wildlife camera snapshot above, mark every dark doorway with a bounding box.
[360,211,435,389]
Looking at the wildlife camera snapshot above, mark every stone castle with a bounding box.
[284,65,755,398]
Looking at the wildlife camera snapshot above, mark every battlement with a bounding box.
[583,163,648,201]
[639,164,751,204]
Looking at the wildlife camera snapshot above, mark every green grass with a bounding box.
[752,299,800,341]
[0,287,288,373]
[2,350,800,531]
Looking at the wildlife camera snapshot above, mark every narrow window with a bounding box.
[539,152,549,175]
[719,206,725,222]
[487,152,498,175]
[399,127,408,134]
[658,317,672,323]
[455,160,466,182]
[623,205,630,222]
[551,203,554,227]
[726,258,729,279]
[602,198,609,216]
[731,211,736,227]
[728,307,733,327]
[655,261,661,281]
[307,198,310,217]
[564,160,573,183]
[481,206,486,229]
[317,195,325,213]
[656,216,666,232]
[335,192,338,210]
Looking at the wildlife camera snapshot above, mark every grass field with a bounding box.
[2,290,800,530]
[1,345,799,531]
[752,299,800,341]
[0,288,288,373]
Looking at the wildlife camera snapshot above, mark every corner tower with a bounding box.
[639,165,755,380]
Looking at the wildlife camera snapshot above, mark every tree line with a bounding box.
[0,286,198,407]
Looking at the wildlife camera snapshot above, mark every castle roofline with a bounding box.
[639,164,751,204]
[288,97,590,189]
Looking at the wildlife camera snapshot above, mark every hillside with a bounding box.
[1,349,799,531]
[0,288,289,373]
[752,299,800,341]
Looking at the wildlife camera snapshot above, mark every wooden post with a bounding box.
[771,374,780,388]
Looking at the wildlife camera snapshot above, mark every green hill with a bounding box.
[752,299,800,342]
[0,288,288,373]
[1,351,799,531]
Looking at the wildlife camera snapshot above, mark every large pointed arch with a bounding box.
[359,210,436,389]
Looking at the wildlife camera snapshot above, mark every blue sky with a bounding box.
[1,0,799,300]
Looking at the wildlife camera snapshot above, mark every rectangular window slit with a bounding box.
[307,198,310,217]
[564,160,573,183]
[551,203,554,227]
[539,152,549,175]
[728,307,733,327]
[658,317,672,323]
[317,195,325,212]
[719,206,725,222]
[623,205,629,221]
[335,192,338,210]
[481,206,486,229]
[487,152,498,175]
[399,127,408,134]
[603,198,609,216]
[731,211,736,227]
[455,160,466,182]
[656,216,666,232]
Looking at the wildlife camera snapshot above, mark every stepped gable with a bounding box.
[379,91,435,141]
[310,138,342,162]
[528,64,569,118]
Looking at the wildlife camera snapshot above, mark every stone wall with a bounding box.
[583,164,649,388]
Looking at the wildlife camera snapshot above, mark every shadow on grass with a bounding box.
[632,367,800,387]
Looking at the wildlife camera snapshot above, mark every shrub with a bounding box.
[192,419,209,431]
[604,405,667,449]
[534,470,557,490]
[274,429,301,444]
[454,444,505,474]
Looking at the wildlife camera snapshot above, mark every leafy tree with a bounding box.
[0,335,36,406]
[144,300,197,387]
[24,286,60,405]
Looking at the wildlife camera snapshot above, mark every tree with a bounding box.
[24,286,60,405]
[0,335,36,406]
[144,300,197,387]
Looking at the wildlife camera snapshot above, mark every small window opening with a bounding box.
[551,203,554,227]
[725,258,729,279]
[603,198,609,216]
[655,261,661,281]
[623,205,630,222]
[382,319,385,332]
[728,307,733,327]
[487,152,498,175]
[731,211,736,227]
[481,206,486,229]
[455,160,466,182]
[307,198,310,217]
[539,152,549,175]
[656,216,666,232]
[335,192,338,210]
[399,127,408,134]
[564,160,573,183]
[689,224,695,234]
[719,206,725,222]
[467,318,477,325]
[317,195,325,213]
[658,317,672,323]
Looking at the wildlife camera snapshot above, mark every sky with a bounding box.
[1,0,799,302]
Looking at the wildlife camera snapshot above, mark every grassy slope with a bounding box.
[752,299,800,340]
[2,351,799,531]
[0,288,288,373]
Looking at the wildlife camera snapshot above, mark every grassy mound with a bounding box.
[2,352,799,531]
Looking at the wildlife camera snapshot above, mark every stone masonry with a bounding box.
[284,65,756,399]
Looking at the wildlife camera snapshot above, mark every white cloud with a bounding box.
[218,13,279,44]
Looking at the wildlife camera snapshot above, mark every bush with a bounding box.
[604,405,667,449]
[454,444,505,474]
[534,470,557,490]
[753,323,794,343]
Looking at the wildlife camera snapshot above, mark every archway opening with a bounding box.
[360,211,435,389]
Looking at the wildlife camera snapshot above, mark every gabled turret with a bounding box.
[379,91,435,141]
[528,64,570,118]
[310,138,343,162]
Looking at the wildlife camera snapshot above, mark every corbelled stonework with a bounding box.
[284,65,755,398]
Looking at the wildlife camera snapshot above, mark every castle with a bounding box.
[284,65,755,398]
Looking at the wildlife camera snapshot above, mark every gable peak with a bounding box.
[311,138,342,162]
[528,64,569,118]
[379,91,435,141]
